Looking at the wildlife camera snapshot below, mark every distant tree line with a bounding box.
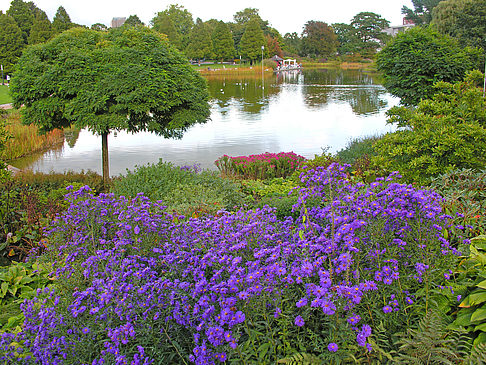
[0,0,397,78]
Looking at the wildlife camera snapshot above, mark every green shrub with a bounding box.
[112,160,247,216]
[431,168,486,238]
[373,71,486,184]
[377,26,481,106]
[0,261,53,329]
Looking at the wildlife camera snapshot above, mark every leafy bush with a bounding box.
[112,160,246,216]
[373,71,486,184]
[434,235,486,349]
[0,261,53,329]
[215,152,306,180]
[377,26,481,105]
[431,168,486,237]
[0,164,458,364]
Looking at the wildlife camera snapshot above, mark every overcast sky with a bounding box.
[0,0,413,35]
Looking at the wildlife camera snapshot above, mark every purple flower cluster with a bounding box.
[0,163,456,364]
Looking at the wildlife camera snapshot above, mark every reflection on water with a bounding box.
[12,69,399,176]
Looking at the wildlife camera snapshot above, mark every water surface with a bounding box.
[13,69,398,175]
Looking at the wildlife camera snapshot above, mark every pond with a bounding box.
[12,68,399,176]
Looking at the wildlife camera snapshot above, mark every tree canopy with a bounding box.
[0,11,24,76]
[151,4,194,50]
[377,26,480,105]
[212,21,235,62]
[239,18,267,64]
[10,26,210,183]
[52,6,73,33]
[28,11,53,45]
[185,20,213,61]
[402,0,443,25]
[301,21,337,59]
[350,12,390,56]
[432,0,486,51]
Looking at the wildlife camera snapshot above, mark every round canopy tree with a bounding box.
[10,26,210,184]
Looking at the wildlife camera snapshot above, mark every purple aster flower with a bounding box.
[294,315,305,327]
[296,297,308,308]
[383,305,393,313]
[328,342,338,352]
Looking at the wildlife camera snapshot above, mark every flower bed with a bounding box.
[215,152,306,180]
[0,164,457,364]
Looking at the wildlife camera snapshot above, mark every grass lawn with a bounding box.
[0,84,12,104]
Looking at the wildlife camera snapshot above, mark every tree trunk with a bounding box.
[101,131,110,187]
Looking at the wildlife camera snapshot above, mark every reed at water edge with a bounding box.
[1,110,64,161]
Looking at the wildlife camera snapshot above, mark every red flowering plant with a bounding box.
[215,152,306,180]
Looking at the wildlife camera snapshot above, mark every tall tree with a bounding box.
[239,18,267,64]
[231,8,269,53]
[151,4,194,49]
[432,0,486,51]
[332,23,359,56]
[52,6,73,33]
[152,14,181,48]
[402,0,443,25]
[350,12,390,57]
[10,27,210,185]
[186,20,213,61]
[377,26,481,105]
[7,0,34,43]
[212,21,235,63]
[124,15,144,27]
[0,11,24,77]
[283,32,301,55]
[265,35,283,58]
[301,21,338,59]
[28,11,53,44]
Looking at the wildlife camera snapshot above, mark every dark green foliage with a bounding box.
[373,71,486,184]
[350,12,390,57]
[124,15,144,27]
[212,21,235,62]
[0,11,25,76]
[0,260,53,329]
[52,6,73,34]
[111,160,247,216]
[151,14,181,48]
[431,168,486,237]
[433,236,486,352]
[393,310,460,364]
[240,18,267,63]
[6,0,34,42]
[377,26,481,105]
[151,4,194,50]
[27,11,53,45]
[186,20,213,61]
[402,0,442,25]
[283,32,301,55]
[432,0,486,51]
[301,21,338,59]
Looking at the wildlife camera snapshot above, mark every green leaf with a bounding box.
[477,280,486,289]
[469,292,486,306]
[1,282,8,297]
[475,323,486,332]
[257,343,270,360]
[471,306,486,323]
